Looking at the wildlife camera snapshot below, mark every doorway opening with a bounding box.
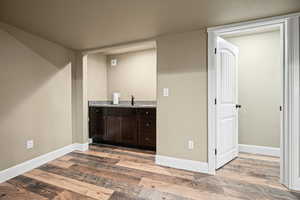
[214,27,283,190]
[207,15,300,191]
[84,40,158,151]
[216,26,282,170]
[213,23,283,183]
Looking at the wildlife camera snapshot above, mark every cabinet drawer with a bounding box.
[137,108,156,117]
[107,108,136,116]
[139,133,156,148]
[89,107,105,115]
[139,119,156,132]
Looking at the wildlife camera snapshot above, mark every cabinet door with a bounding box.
[89,107,96,139]
[97,116,106,139]
[121,116,138,145]
[104,116,121,143]
[89,107,105,140]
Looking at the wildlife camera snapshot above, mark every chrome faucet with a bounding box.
[131,95,135,106]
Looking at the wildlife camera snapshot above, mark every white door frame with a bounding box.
[207,13,300,191]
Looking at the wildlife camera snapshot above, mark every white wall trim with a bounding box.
[155,155,211,174]
[239,144,280,157]
[207,30,217,175]
[286,16,300,191]
[74,142,89,151]
[207,12,300,32]
[0,143,88,183]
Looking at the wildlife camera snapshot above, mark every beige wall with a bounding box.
[226,30,281,148]
[107,49,157,101]
[84,31,208,163]
[157,30,208,162]
[0,22,75,171]
[73,52,84,144]
[87,53,107,101]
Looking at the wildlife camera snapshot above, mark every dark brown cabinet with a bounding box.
[104,116,121,143]
[121,115,138,145]
[89,107,106,141]
[89,106,156,150]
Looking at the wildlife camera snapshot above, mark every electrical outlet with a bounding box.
[26,140,34,149]
[163,88,169,97]
[111,59,117,66]
[88,138,93,144]
[188,140,194,150]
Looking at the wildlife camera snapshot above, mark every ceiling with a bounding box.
[0,0,299,50]
[94,41,156,56]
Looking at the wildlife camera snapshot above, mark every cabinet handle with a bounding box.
[146,122,151,127]
[146,112,149,115]
[145,137,150,141]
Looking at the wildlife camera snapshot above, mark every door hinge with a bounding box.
[279,106,282,111]
[215,149,217,155]
[214,98,217,105]
[214,48,217,54]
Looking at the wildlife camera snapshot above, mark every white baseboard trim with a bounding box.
[74,143,89,151]
[239,144,280,157]
[155,155,211,174]
[0,143,88,183]
[291,179,300,191]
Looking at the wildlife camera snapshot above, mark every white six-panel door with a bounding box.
[216,37,239,169]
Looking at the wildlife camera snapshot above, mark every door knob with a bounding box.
[236,104,242,109]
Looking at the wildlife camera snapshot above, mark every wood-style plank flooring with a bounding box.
[1,144,300,200]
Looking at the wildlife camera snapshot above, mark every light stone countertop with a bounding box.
[88,101,156,108]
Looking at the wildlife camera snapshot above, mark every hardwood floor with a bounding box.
[1,144,300,200]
